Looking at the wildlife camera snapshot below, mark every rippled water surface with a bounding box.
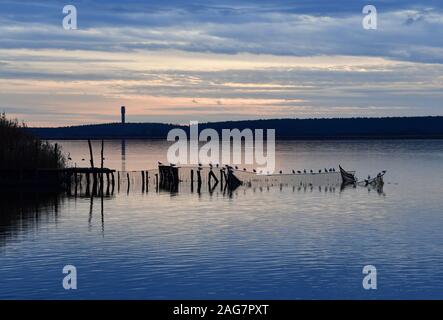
[1,139,443,299]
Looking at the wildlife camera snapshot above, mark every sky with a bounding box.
[0,0,443,127]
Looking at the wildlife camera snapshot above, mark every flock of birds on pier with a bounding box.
[158,161,338,176]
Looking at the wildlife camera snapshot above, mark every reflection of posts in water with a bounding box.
[0,192,62,246]
[101,192,104,237]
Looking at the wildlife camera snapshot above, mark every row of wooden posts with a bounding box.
[65,140,242,197]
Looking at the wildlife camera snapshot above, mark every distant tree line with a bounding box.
[28,116,443,140]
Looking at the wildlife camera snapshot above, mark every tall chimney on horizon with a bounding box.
[121,106,126,124]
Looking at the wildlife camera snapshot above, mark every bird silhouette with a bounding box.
[243,168,246,171]
[292,170,295,174]
[235,166,238,170]
[198,163,202,167]
[253,169,257,173]
[303,169,307,173]
[279,170,282,174]
[324,168,328,172]
[319,170,322,173]
[310,170,313,173]
[216,164,219,168]
[297,170,301,174]
[333,168,336,172]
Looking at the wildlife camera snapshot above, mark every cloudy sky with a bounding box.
[1,0,443,126]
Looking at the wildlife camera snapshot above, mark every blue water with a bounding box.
[1,139,443,299]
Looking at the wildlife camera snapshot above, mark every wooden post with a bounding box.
[111,172,115,194]
[100,140,104,169]
[145,171,149,192]
[209,170,219,185]
[100,140,104,192]
[197,169,202,185]
[88,140,94,168]
[141,171,145,193]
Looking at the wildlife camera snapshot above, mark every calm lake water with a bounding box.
[1,139,443,299]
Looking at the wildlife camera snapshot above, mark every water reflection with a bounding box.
[0,189,116,247]
[0,191,62,248]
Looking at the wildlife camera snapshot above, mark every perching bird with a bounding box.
[198,163,202,167]
[333,168,336,172]
[216,164,219,168]
[310,170,313,173]
[297,170,301,174]
[81,158,85,161]
[253,169,257,173]
[243,168,246,171]
[292,170,295,174]
[319,170,322,173]
[235,166,238,170]
[325,168,328,172]
[304,169,307,174]
[279,170,282,174]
